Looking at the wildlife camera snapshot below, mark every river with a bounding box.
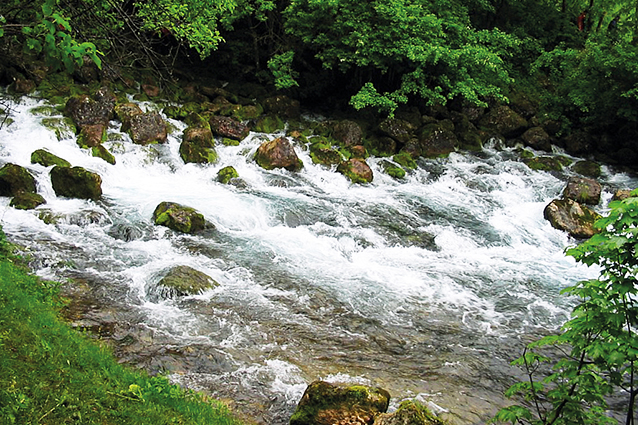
[0,93,635,424]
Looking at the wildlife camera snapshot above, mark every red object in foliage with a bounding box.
[577,12,586,31]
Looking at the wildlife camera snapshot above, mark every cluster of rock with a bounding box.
[543,176,603,239]
[289,380,445,425]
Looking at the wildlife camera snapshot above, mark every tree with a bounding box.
[494,191,638,424]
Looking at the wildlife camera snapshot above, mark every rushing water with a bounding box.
[1,93,637,424]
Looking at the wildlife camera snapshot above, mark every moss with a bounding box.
[217,166,239,184]
[519,148,535,159]
[381,160,406,179]
[29,105,59,116]
[523,156,563,172]
[393,152,417,169]
[10,192,46,210]
[232,104,263,121]
[41,117,76,140]
[91,145,116,165]
[152,201,208,234]
[221,137,240,146]
[254,114,285,133]
[31,149,71,168]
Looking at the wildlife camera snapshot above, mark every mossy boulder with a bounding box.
[563,176,602,205]
[183,126,213,146]
[478,105,528,138]
[365,136,399,157]
[50,166,102,200]
[310,141,343,166]
[10,192,46,210]
[337,158,373,184]
[209,116,250,141]
[255,137,303,171]
[290,381,390,425]
[572,160,602,178]
[254,114,285,133]
[31,149,71,168]
[64,87,116,129]
[217,166,239,184]
[378,118,415,144]
[232,104,264,121]
[114,102,143,132]
[373,400,446,425]
[128,111,168,145]
[154,265,219,299]
[393,152,417,170]
[40,117,76,140]
[380,160,406,179]
[333,120,363,147]
[179,142,218,164]
[0,163,36,196]
[523,156,565,172]
[417,122,457,158]
[152,201,209,234]
[544,198,601,239]
[91,145,116,165]
[77,124,107,148]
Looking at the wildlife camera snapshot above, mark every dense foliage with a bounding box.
[493,191,638,424]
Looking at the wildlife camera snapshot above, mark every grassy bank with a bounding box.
[0,229,243,425]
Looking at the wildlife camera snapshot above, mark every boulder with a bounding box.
[613,189,633,201]
[91,145,116,165]
[348,145,368,159]
[562,130,593,156]
[290,381,390,425]
[572,160,601,178]
[563,176,602,205]
[10,192,46,210]
[209,116,250,141]
[333,120,363,147]
[77,123,106,148]
[418,122,457,158]
[393,152,417,170]
[50,166,102,200]
[180,127,216,164]
[478,105,528,138]
[152,201,208,234]
[523,156,565,172]
[378,118,414,145]
[337,158,373,184]
[521,126,552,152]
[0,163,36,196]
[380,160,406,179]
[114,102,143,132]
[253,114,285,133]
[544,198,601,239]
[155,265,219,299]
[31,149,71,168]
[263,95,300,119]
[128,111,167,145]
[64,87,115,129]
[217,166,239,184]
[310,145,342,166]
[373,400,445,425]
[255,137,303,171]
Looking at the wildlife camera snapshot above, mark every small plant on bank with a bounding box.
[493,190,638,424]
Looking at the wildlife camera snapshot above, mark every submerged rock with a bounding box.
[290,381,390,425]
[563,176,601,205]
[31,149,71,168]
[153,265,219,299]
[255,137,303,171]
[544,198,601,239]
[337,158,373,184]
[0,163,37,196]
[152,201,209,234]
[50,166,102,200]
[10,192,46,210]
[374,400,445,425]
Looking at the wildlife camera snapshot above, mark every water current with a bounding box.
[1,93,637,424]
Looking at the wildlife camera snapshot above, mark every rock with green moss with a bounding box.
[310,141,342,166]
[478,105,528,138]
[154,265,219,299]
[563,176,601,205]
[544,198,601,239]
[31,149,71,168]
[210,116,250,141]
[255,137,303,171]
[393,152,417,170]
[91,145,116,165]
[380,160,406,179]
[374,400,446,425]
[523,156,564,172]
[185,112,211,129]
[179,127,217,164]
[378,118,415,144]
[50,166,102,200]
[333,120,363,147]
[41,117,76,140]
[418,122,457,158]
[290,381,390,425]
[233,104,263,121]
[221,137,240,146]
[129,111,168,145]
[114,102,143,132]
[29,105,59,117]
[364,135,399,157]
[0,163,36,196]
[217,166,239,184]
[10,192,46,210]
[337,158,373,184]
[77,124,107,148]
[152,201,209,234]
[254,114,285,133]
[572,160,602,178]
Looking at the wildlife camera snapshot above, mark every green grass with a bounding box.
[0,230,244,425]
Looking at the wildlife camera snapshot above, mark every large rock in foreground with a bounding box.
[290,381,390,425]
[0,163,36,196]
[152,201,208,234]
[155,265,219,299]
[50,166,102,200]
[255,137,303,171]
[544,198,600,239]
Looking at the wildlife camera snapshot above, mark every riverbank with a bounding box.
[0,227,245,425]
